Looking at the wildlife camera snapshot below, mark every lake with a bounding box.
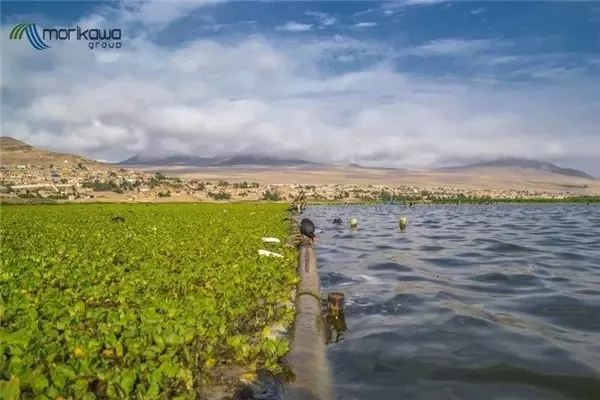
[305,204,600,400]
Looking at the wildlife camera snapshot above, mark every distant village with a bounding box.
[0,160,588,204]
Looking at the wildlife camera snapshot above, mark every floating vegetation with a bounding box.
[0,203,298,399]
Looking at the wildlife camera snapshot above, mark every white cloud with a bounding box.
[407,38,496,56]
[1,3,599,174]
[357,0,445,18]
[380,0,445,16]
[353,22,378,28]
[406,0,446,3]
[530,66,587,80]
[305,11,336,27]
[486,55,522,66]
[275,21,313,32]
[117,0,224,31]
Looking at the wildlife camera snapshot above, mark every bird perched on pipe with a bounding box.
[299,218,317,244]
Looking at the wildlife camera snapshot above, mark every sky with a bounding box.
[1,1,599,174]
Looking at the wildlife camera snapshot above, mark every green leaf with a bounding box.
[153,333,164,347]
[261,326,271,338]
[45,385,61,398]
[149,368,162,385]
[29,368,50,394]
[177,368,194,391]
[51,365,74,389]
[115,341,124,358]
[146,383,160,398]
[27,307,39,322]
[73,379,90,397]
[0,375,21,400]
[106,333,117,346]
[165,333,180,346]
[7,356,24,377]
[160,362,178,379]
[119,369,137,395]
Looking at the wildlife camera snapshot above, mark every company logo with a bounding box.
[9,23,50,50]
[9,23,122,51]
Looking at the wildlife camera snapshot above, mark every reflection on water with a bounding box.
[307,205,600,400]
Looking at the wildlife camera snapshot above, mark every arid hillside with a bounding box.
[0,137,103,167]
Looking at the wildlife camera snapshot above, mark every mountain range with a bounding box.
[119,154,316,167]
[440,157,596,180]
[118,153,596,180]
[0,136,596,180]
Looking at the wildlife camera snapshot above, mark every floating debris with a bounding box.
[399,216,407,231]
[327,292,345,316]
[262,322,288,340]
[350,218,358,228]
[258,249,283,258]
[326,292,347,344]
[333,218,342,224]
[261,237,281,243]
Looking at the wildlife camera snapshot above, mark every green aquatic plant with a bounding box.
[0,203,298,399]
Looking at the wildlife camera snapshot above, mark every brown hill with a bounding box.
[0,137,103,167]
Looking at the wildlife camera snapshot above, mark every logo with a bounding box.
[9,23,122,51]
[9,23,50,50]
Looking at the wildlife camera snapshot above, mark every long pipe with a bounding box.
[284,239,333,400]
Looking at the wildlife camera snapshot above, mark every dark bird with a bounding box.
[333,218,342,224]
[300,218,317,244]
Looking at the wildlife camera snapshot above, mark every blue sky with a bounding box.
[1,1,599,173]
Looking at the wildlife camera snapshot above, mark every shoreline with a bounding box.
[2,163,600,206]
[2,196,599,206]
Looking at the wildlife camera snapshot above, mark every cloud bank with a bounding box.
[1,1,599,173]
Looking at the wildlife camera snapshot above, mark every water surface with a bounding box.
[305,204,600,400]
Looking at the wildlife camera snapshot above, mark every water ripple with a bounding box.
[305,204,600,400]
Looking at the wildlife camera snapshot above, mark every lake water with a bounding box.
[305,204,600,400]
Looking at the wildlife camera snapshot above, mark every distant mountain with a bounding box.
[217,155,312,166]
[118,153,315,167]
[7,137,592,182]
[344,162,403,171]
[0,136,102,166]
[119,154,224,166]
[442,157,596,180]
